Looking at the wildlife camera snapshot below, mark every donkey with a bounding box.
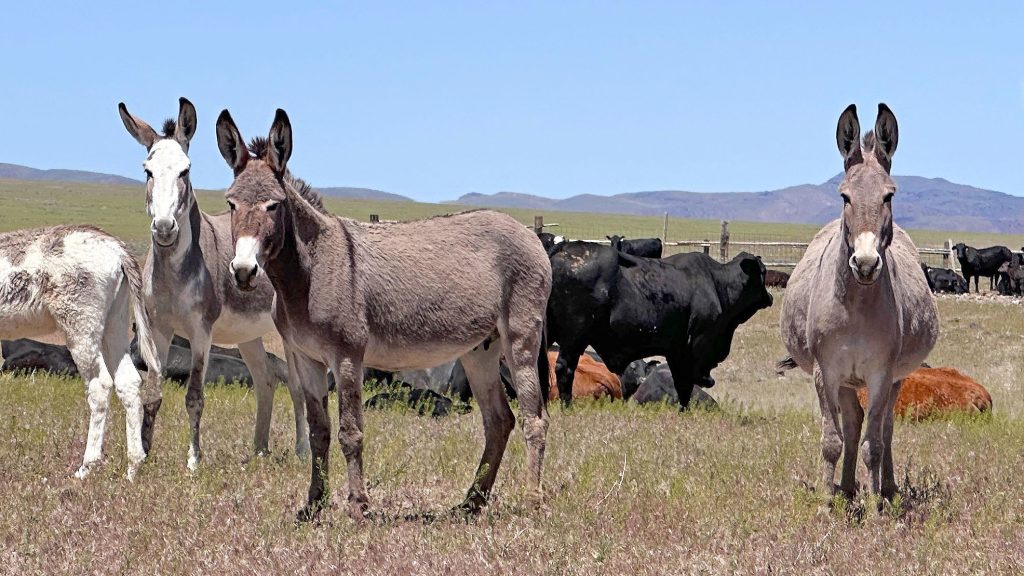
[780,104,938,500]
[118,98,308,468]
[0,225,161,480]
[217,108,552,521]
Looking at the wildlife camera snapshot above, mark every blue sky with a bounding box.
[1,1,1022,201]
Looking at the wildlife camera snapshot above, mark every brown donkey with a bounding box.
[780,104,938,500]
[217,109,552,521]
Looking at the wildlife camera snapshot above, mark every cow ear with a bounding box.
[216,109,249,175]
[873,103,898,173]
[739,256,762,278]
[836,104,863,171]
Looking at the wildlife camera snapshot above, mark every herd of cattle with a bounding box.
[3,231,1005,414]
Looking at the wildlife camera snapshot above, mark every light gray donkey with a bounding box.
[218,109,552,521]
[118,98,308,469]
[781,103,938,500]
[0,225,161,480]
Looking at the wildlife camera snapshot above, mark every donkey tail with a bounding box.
[121,252,161,376]
[775,355,798,374]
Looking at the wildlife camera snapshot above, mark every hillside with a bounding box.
[316,186,413,202]
[453,174,1024,234]
[0,162,142,186]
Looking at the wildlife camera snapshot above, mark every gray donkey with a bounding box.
[217,109,552,521]
[780,104,938,500]
[0,225,161,480]
[118,98,308,468]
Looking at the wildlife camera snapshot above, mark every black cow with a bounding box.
[547,241,772,408]
[537,232,566,253]
[953,243,1011,293]
[1,339,78,375]
[920,263,968,294]
[606,235,663,258]
[130,334,289,386]
[625,361,718,409]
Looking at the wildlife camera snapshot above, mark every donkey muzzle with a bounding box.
[151,218,179,247]
[230,261,259,291]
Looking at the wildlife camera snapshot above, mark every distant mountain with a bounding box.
[0,162,141,186]
[316,187,413,202]
[452,175,1024,234]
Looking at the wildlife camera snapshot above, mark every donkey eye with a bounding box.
[180,169,190,179]
[840,193,851,205]
[265,202,279,212]
[883,192,894,203]
[227,200,236,211]
[144,169,153,179]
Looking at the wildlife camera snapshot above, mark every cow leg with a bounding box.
[837,386,864,497]
[238,339,275,456]
[291,350,331,522]
[501,313,548,508]
[554,346,583,406]
[329,353,369,521]
[141,323,173,456]
[860,372,893,496]
[666,355,695,410]
[457,339,514,512]
[67,331,115,480]
[814,364,842,496]
[880,379,902,500]
[184,328,213,471]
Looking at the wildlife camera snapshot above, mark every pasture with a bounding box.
[4,180,1024,573]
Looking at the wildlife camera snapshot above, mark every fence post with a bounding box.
[369,214,380,223]
[662,212,669,245]
[720,220,730,262]
[703,239,710,256]
[943,239,950,268]
[534,215,544,234]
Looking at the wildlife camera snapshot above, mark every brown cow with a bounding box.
[856,366,991,421]
[547,352,622,401]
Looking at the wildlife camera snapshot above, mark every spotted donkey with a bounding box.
[0,225,161,480]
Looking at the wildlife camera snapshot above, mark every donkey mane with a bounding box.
[162,119,176,137]
[248,137,328,215]
[862,130,876,153]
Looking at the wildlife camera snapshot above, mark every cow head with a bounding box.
[953,243,968,260]
[730,252,773,317]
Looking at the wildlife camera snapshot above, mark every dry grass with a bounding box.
[3,293,1024,575]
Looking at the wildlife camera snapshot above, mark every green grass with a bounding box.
[4,179,1024,573]
[2,293,1024,574]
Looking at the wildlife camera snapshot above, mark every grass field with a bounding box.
[4,180,1024,573]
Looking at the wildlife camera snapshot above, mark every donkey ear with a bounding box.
[216,109,249,175]
[118,103,159,149]
[836,104,863,171]
[175,97,198,152]
[267,109,293,174]
[873,103,898,173]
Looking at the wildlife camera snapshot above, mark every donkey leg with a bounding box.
[860,373,893,496]
[501,314,549,508]
[457,340,513,512]
[141,324,173,456]
[880,379,902,499]
[837,387,864,497]
[814,365,842,496]
[238,339,274,456]
[284,349,310,458]
[184,329,213,472]
[290,351,331,522]
[67,334,114,479]
[330,355,369,520]
[102,307,146,481]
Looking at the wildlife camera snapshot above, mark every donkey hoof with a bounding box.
[186,455,200,472]
[74,465,92,480]
[126,464,140,483]
[296,501,328,524]
[295,442,311,460]
[348,500,369,522]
